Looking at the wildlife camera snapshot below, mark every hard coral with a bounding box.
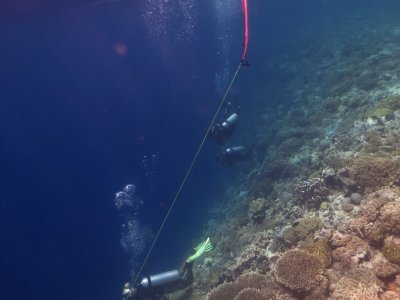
[383,236,400,263]
[206,282,240,300]
[235,272,274,291]
[283,217,323,246]
[379,202,400,235]
[221,231,271,281]
[347,155,400,193]
[371,251,400,278]
[206,272,274,300]
[329,267,381,300]
[302,238,332,267]
[274,249,325,291]
[331,231,370,268]
[294,178,328,208]
[248,198,267,224]
[345,194,390,243]
[233,288,269,300]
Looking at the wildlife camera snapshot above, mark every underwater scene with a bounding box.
[2,0,400,299]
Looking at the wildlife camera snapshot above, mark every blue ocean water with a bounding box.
[1,1,399,299]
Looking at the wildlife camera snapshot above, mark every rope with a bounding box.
[133,62,242,285]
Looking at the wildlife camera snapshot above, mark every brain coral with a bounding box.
[330,267,381,300]
[274,249,324,291]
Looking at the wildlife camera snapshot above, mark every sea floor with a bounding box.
[172,12,400,300]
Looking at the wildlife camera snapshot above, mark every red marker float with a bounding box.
[241,0,249,62]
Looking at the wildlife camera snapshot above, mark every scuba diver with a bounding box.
[216,145,252,167]
[122,238,212,300]
[208,103,241,145]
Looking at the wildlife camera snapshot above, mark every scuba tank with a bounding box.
[225,146,246,156]
[139,270,181,289]
[221,113,239,129]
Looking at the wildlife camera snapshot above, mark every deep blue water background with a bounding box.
[1,1,398,299]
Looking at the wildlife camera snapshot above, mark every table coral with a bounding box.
[274,249,325,291]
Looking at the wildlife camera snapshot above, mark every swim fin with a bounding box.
[186,237,213,263]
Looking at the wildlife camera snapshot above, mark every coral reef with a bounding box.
[233,288,268,300]
[294,178,328,208]
[248,198,267,224]
[347,155,400,193]
[302,238,332,267]
[205,282,240,300]
[383,236,400,263]
[329,267,381,300]
[185,12,400,300]
[370,251,400,278]
[283,217,323,246]
[206,272,276,300]
[331,232,370,269]
[274,249,325,291]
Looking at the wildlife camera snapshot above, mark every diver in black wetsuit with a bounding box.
[216,145,252,167]
[208,104,241,145]
[122,238,212,300]
[122,261,193,300]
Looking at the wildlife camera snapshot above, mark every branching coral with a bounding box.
[274,249,325,291]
